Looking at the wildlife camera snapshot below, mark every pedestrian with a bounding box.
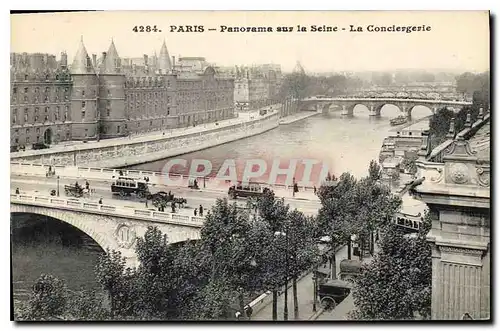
[145,199,148,208]
[314,186,317,194]
[15,187,20,195]
[119,170,124,176]
[85,180,90,190]
[194,209,197,216]
[199,205,203,217]
[171,202,176,213]
[98,198,103,204]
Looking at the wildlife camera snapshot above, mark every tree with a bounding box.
[19,274,68,320]
[132,226,174,319]
[317,172,358,277]
[401,154,418,175]
[349,216,432,320]
[94,249,135,318]
[255,190,290,320]
[286,210,320,319]
[66,289,110,320]
[368,160,382,182]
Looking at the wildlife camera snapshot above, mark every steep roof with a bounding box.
[158,40,172,73]
[468,121,490,161]
[293,61,305,75]
[101,39,121,74]
[70,37,95,75]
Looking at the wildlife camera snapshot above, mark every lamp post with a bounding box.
[275,229,289,321]
[312,268,317,312]
[57,175,60,197]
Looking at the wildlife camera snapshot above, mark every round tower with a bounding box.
[97,39,126,138]
[69,37,99,141]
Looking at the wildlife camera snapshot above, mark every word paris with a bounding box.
[161,158,331,186]
[169,24,432,33]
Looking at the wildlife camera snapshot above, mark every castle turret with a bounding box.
[98,39,126,138]
[158,40,172,74]
[69,36,99,141]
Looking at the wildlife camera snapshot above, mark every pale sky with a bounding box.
[10,11,490,73]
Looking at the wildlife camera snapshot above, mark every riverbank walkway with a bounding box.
[279,111,320,125]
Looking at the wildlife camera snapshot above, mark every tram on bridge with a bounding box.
[111,176,150,198]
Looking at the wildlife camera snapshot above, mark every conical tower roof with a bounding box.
[70,36,94,75]
[101,39,121,74]
[293,61,305,75]
[158,40,172,73]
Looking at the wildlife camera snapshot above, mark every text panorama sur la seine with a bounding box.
[167,24,432,33]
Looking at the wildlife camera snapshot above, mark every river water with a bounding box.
[128,105,433,184]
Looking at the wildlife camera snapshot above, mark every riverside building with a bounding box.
[10,38,235,147]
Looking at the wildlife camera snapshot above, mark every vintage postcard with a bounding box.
[10,11,490,321]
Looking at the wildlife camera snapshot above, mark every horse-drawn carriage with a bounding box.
[64,184,87,198]
[148,191,187,208]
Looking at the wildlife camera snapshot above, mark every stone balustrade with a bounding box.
[10,193,206,227]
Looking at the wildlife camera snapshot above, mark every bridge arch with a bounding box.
[11,204,112,253]
[374,103,404,116]
[407,104,436,118]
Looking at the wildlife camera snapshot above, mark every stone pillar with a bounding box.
[340,105,350,116]
[417,136,491,320]
[402,105,411,121]
[368,105,377,116]
[427,206,490,320]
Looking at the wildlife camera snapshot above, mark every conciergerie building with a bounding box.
[10,38,235,147]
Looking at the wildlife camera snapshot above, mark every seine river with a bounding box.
[128,105,433,184]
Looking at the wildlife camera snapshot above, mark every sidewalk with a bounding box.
[279,111,319,125]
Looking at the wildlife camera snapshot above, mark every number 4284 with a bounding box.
[133,26,161,33]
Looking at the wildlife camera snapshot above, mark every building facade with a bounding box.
[412,110,490,320]
[10,52,74,147]
[233,65,282,111]
[10,38,235,147]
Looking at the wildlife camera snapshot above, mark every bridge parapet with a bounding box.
[10,193,206,227]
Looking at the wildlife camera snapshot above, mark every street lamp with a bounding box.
[274,230,289,321]
[57,175,60,197]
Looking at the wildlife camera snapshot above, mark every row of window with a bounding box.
[15,74,71,81]
[12,132,67,145]
[14,124,70,133]
[126,93,171,102]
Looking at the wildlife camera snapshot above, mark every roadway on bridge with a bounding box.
[11,174,322,217]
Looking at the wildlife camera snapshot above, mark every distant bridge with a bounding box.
[301,96,472,119]
[11,193,204,267]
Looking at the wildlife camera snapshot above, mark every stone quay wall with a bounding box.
[10,113,280,168]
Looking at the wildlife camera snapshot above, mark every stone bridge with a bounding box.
[301,97,472,119]
[11,193,205,267]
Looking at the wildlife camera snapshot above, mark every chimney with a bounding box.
[92,54,97,67]
[86,56,92,72]
[60,52,67,68]
[143,54,148,66]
